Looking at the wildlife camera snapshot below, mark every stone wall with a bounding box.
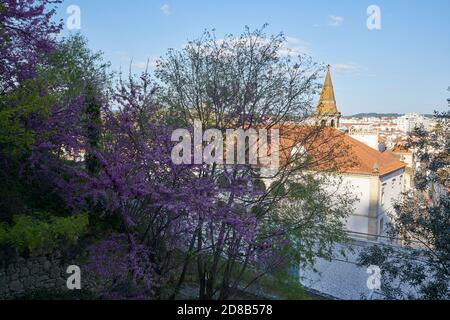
[0,250,78,299]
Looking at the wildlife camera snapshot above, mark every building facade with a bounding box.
[309,67,406,240]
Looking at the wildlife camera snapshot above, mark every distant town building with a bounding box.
[395,113,431,133]
[348,129,384,151]
[391,144,414,191]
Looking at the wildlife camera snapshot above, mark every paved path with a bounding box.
[299,241,384,300]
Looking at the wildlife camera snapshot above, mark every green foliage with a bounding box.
[0,34,109,222]
[231,261,315,300]
[6,216,51,252]
[49,214,90,243]
[358,103,450,300]
[271,174,354,269]
[0,214,89,252]
[0,78,54,158]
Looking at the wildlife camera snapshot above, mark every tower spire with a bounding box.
[317,65,338,114]
[316,65,341,128]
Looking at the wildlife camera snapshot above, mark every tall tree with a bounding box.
[156,26,352,299]
[0,33,109,263]
[0,0,63,220]
[359,91,450,300]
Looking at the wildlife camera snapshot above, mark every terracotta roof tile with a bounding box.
[278,126,405,176]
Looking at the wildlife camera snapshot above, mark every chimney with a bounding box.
[373,161,379,174]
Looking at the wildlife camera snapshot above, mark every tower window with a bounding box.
[381,183,387,206]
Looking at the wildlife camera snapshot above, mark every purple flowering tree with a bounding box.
[155,26,353,299]
[0,0,62,93]
[0,0,64,219]
[1,1,354,299]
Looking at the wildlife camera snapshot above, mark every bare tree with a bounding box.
[156,26,353,300]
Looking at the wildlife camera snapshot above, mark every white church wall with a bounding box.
[264,168,403,241]
[392,152,413,191]
[315,173,373,235]
[339,175,372,235]
[378,169,404,236]
[346,215,371,235]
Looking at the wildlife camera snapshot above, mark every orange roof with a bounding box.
[278,126,406,176]
[392,144,412,154]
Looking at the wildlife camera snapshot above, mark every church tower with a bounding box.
[316,65,341,128]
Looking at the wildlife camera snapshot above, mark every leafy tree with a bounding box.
[155,26,353,299]
[0,0,63,221]
[0,35,106,204]
[42,34,110,175]
[0,0,62,157]
[0,24,107,254]
[359,92,450,300]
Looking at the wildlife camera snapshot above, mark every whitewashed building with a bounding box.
[348,129,386,152]
[295,67,409,299]
[396,113,431,133]
[285,67,406,240]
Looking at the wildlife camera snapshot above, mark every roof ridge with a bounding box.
[340,131,379,172]
[340,131,406,175]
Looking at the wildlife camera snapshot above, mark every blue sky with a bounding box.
[56,0,450,115]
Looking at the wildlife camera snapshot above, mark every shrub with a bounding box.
[50,214,89,244]
[0,214,89,252]
[6,216,52,252]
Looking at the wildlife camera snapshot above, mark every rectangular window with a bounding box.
[379,218,384,236]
